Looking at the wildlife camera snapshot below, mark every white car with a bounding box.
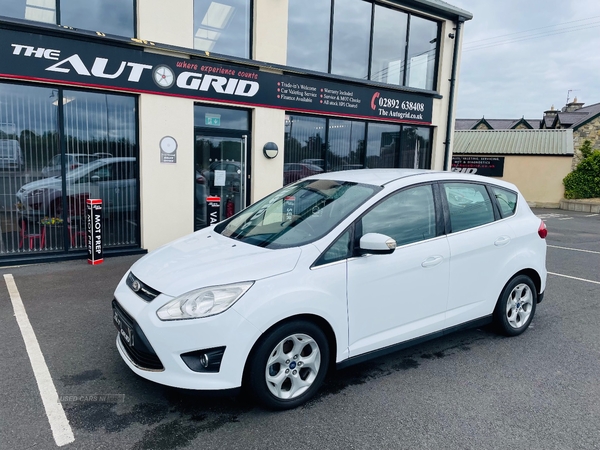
[113,169,547,409]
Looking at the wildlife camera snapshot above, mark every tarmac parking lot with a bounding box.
[0,208,599,450]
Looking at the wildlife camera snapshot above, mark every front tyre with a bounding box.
[248,320,329,410]
[494,275,537,337]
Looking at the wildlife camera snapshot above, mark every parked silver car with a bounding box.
[17,157,136,220]
[41,153,107,178]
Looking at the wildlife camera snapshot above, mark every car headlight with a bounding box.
[156,282,254,321]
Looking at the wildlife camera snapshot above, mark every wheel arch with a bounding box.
[512,268,542,296]
[495,268,542,310]
[241,313,338,387]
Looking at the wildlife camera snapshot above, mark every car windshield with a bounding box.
[215,179,380,248]
[0,140,18,156]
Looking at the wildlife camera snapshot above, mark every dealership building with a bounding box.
[0,0,472,264]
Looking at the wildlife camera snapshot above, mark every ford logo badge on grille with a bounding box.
[131,280,141,292]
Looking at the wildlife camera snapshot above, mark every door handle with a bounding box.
[421,255,443,268]
[494,236,511,247]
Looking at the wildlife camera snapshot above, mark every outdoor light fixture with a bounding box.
[263,142,279,159]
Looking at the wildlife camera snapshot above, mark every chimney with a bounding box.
[544,105,557,118]
[565,97,584,112]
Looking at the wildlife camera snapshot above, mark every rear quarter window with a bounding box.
[492,187,518,218]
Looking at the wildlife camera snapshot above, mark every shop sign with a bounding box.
[159,136,177,163]
[0,28,433,125]
[86,199,103,265]
[206,196,221,226]
[451,156,505,177]
[205,113,221,126]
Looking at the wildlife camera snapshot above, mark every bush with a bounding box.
[563,149,600,199]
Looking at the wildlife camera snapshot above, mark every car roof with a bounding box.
[306,168,519,191]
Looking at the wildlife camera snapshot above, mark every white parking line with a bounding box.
[4,274,75,447]
[558,217,574,220]
[585,214,599,217]
[547,245,600,255]
[548,272,600,285]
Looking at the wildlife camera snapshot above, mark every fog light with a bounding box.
[200,354,209,368]
[181,346,225,373]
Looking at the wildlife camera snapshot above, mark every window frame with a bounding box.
[286,0,441,92]
[284,112,434,172]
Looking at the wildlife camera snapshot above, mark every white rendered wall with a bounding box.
[138,94,195,250]
[137,0,193,48]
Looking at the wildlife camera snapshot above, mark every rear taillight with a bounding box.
[538,220,547,239]
[70,164,79,170]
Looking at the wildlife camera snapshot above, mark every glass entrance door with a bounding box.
[194,135,247,231]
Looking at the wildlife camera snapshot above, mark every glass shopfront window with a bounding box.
[330,0,371,79]
[284,114,431,183]
[286,0,439,90]
[287,0,330,73]
[371,5,408,86]
[327,119,365,172]
[193,0,251,59]
[0,81,138,258]
[0,0,135,36]
[406,15,438,90]
[284,115,326,184]
[366,123,401,168]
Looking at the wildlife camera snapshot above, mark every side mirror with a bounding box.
[90,175,100,183]
[359,233,397,255]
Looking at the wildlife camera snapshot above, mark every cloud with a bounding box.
[450,0,600,118]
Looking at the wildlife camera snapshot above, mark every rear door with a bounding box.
[442,182,516,328]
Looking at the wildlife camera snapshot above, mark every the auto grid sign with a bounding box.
[0,27,433,125]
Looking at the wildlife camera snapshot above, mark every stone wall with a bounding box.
[572,115,600,168]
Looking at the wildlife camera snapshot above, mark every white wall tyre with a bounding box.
[494,275,537,337]
[247,320,329,410]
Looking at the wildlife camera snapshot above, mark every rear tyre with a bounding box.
[494,275,537,337]
[247,320,329,410]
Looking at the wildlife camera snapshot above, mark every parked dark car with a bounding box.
[283,163,323,184]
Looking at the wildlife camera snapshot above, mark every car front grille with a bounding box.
[126,272,161,302]
[113,300,164,371]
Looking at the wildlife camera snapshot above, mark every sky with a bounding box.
[447,0,600,120]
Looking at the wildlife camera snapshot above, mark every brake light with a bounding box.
[70,164,79,170]
[538,220,547,239]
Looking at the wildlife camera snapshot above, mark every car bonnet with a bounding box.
[129,228,302,297]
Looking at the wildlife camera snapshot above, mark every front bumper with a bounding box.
[113,279,260,391]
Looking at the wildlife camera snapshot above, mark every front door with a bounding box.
[194,135,248,231]
[346,183,450,357]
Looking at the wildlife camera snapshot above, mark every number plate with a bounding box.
[113,307,135,348]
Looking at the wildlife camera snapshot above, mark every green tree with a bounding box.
[563,142,600,199]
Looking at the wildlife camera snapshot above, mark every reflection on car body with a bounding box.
[112,169,547,410]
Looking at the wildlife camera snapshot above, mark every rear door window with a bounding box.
[443,183,495,232]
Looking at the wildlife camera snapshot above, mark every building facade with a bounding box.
[452,129,574,207]
[0,0,472,264]
[457,98,600,167]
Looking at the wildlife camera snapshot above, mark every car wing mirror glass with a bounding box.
[359,233,396,255]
